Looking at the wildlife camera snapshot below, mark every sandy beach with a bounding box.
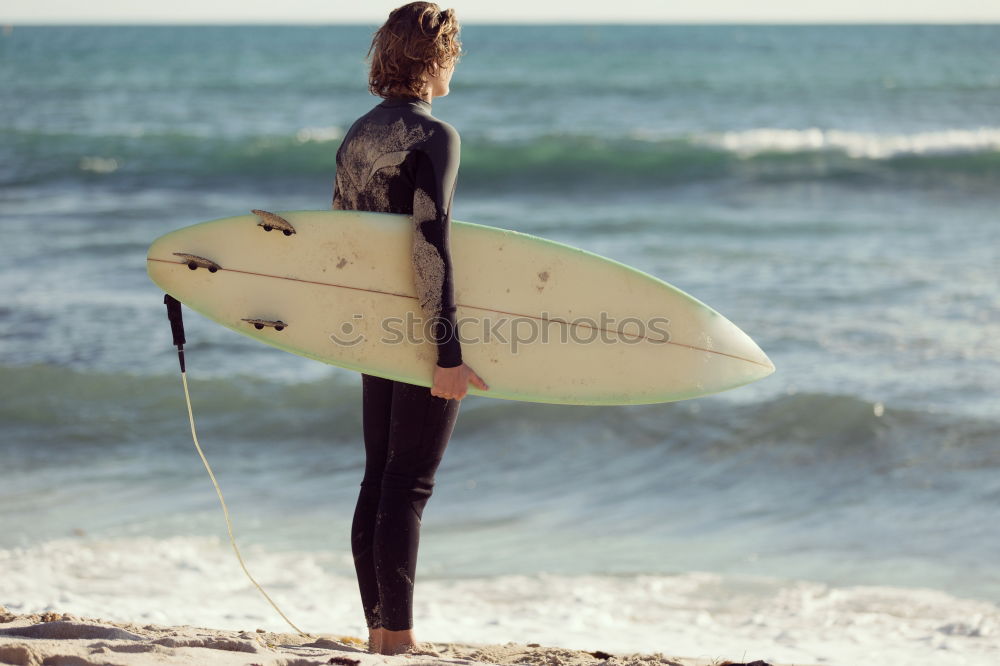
[0,606,798,666]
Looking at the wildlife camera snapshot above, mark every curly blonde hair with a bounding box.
[368,2,462,99]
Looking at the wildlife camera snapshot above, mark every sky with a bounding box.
[3,0,1000,24]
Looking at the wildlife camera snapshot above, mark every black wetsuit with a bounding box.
[332,95,463,631]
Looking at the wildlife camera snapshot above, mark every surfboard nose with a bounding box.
[752,343,776,377]
[724,320,776,381]
[682,303,775,393]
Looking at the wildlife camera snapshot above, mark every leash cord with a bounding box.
[178,368,313,639]
[165,294,312,638]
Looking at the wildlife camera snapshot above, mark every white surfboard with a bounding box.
[147,210,774,405]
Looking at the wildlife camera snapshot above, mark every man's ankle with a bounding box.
[378,628,416,655]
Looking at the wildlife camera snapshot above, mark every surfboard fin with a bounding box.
[252,209,296,236]
[172,253,221,273]
[241,318,288,332]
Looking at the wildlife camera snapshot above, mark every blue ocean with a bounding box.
[1,25,999,665]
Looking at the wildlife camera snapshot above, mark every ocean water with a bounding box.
[1,24,999,665]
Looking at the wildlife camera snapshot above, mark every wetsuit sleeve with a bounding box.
[331,155,345,209]
[332,180,343,210]
[411,124,463,368]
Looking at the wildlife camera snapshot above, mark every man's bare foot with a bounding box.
[378,628,426,655]
[367,627,382,653]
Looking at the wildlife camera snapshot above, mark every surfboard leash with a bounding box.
[163,294,314,638]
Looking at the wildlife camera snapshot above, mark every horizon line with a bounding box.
[3,19,1000,27]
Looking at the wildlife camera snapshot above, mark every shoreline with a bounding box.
[0,606,802,666]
